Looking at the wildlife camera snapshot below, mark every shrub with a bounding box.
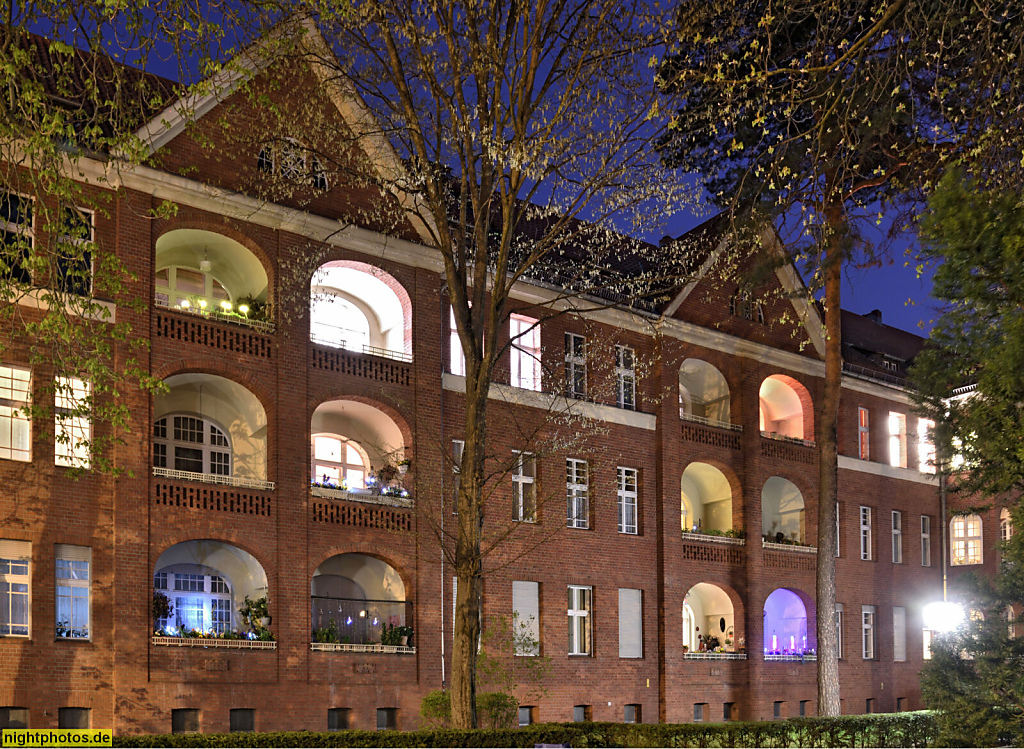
[476,692,518,730]
[419,690,450,729]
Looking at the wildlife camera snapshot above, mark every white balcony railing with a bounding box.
[310,642,415,654]
[764,653,817,662]
[152,636,277,650]
[309,329,412,363]
[681,532,746,546]
[311,485,413,508]
[683,651,747,660]
[760,431,816,447]
[680,412,743,432]
[762,539,818,554]
[156,298,275,334]
[153,466,275,491]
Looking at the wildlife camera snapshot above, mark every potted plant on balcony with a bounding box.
[397,458,411,475]
[152,591,173,633]
[376,464,399,486]
[239,594,271,634]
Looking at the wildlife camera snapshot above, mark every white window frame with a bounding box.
[918,418,936,473]
[923,628,933,660]
[835,603,844,660]
[951,514,983,565]
[55,376,90,469]
[860,506,872,561]
[153,414,232,478]
[858,407,870,460]
[566,458,589,529]
[564,332,586,400]
[893,606,906,662]
[311,433,369,489]
[892,511,903,564]
[1000,508,1013,543]
[0,365,31,462]
[510,314,542,392]
[55,545,90,640]
[512,451,536,522]
[156,570,234,634]
[921,515,932,567]
[567,585,592,656]
[862,605,876,660]
[155,265,232,312]
[56,206,95,297]
[0,191,34,285]
[888,412,907,468]
[0,540,30,637]
[614,345,635,410]
[449,307,466,377]
[617,467,638,535]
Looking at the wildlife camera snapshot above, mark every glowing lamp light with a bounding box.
[772,634,778,651]
[198,299,208,309]
[790,636,795,651]
[923,601,966,632]
[179,299,190,309]
[359,610,367,618]
[345,617,352,626]
[220,300,232,312]
[238,304,250,315]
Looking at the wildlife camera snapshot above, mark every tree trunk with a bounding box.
[816,204,843,717]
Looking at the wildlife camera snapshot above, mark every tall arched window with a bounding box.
[1001,508,1014,542]
[951,514,983,565]
[153,414,231,476]
[682,599,696,651]
[312,434,370,489]
[310,295,371,352]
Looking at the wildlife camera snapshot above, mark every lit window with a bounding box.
[0,192,33,285]
[56,206,94,296]
[568,585,592,655]
[857,407,870,460]
[951,514,983,565]
[860,506,872,561]
[55,545,90,640]
[566,459,589,529]
[921,516,932,567]
[922,628,933,660]
[155,570,234,634]
[512,451,536,522]
[0,365,31,462]
[155,266,230,312]
[0,540,30,637]
[55,377,90,469]
[888,412,907,468]
[682,598,696,651]
[510,315,541,391]
[862,605,876,659]
[449,307,466,376]
[892,511,903,564]
[615,345,635,410]
[1000,508,1013,543]
[918,419,936,473]
[565,333,586,400]
[617,467,638,534]
[153,414,231,477]
[311,434,369,489]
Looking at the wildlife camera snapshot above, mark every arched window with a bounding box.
[730,290,764,324]
[1001,508,1013,542]
[682,599,696,651]
[154,568,233,633]
[155,266,231,311]
[258,140,328,190]
[312,434,370,490]
[951,514,983,565]
[310,295,371,353]
[678,359,730,424]
[153,414,231,476]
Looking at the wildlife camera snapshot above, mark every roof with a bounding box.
[841,308,926,385]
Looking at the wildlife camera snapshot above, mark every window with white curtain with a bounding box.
[55,545,90,639]
[510,314,541,391]
[618,588,642,659]
[449,307,466,376]
[512,581,540,656]
[888,412,907,468]
[568,585,592,655]
[860,506,872,561]
[566,459,589,529]
[0,366,30,462]
[617,467,638,535]
[55,376,90,469]
[918,418,936,473]
[951,515,983,565]
[862,605,876,659]
[615,346,635,410]
[893,606,906,662]
[0,540,30,637]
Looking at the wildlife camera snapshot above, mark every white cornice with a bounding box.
[838,455,938,486]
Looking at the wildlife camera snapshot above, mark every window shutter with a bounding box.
[54,544,90,562]
[618,588,642,658]
[0,540,30,560]
[893,606,906,662]
[512,581,540,655]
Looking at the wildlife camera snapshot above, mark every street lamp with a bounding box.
[924,445,965,633]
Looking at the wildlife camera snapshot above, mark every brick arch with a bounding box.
[149,535,275,585]
[307,392,414,449]
[760,373,815,439]
[680,458,744,532]
[680,579,747,652]
[308,549,414,602]
[151,359,274,420]
[761,585,817,652]
[154,220,276,306]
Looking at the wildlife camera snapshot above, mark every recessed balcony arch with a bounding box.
[310,261,411,360]
[683,583,741,658]
[154,374,270,489]
[679,359,731,427]
[311,553,410,650]
[763,588,814,658]
[761,477,806,544]
[759,375,812,441]
[681,463,735,535]
[155,229,271,330]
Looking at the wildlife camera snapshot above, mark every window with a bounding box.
[893,606,906,662]
[1001,508,1014,543]
[896,697,906,712]
[799,700,810,717]
[615,345,635,409]
[888,412,907,468]
[376,708,398,731]
[695,703,706,722]
[518,706,536,727]
[510,314,541,391]
[682,599,696,652]
[565,333,586,399]
[772,702,783,720]
[730,290,764,323]
[0,365,31,462]
[923,628,933,660]
[835,603,844,660]
[0,540,30,636]
[857,407,870,460]
[0,192,33,285]
[918,418,936,473]
[573,705,591,723]
[451,439,464,506]
[836,502,841,557]
[0,708,28,729]
[55,376,90,469]
[171,709,199,734]
[618,588,642,659]
[566,459,589,529]
[951,514,983,565]
[865,698,874,714]
[154,570,234,634]
[229,708,254,733]
[55,545,90,640]
[449,307,467,376]
[512,451,536,522]
[153,414,232,477]
[862,605,876,659]
[311,434,369,489]
[257,140,327,190]
[568,585,592,655]
[512,581,540,656]
[624,704,641,724]
[58,708,89,729]
[723,703,736,721]
[155,266,231,312]
[56,206,94,296]
[617,467,638,535]
[921,516,932,567]
[892,511,903,564]
[860,506,872,561]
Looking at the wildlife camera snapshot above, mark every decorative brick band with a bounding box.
[679,539,744,565]
[762,550,817,570]
[310,344,411,386]
[681,422,741,450]
[312,501,412,532]
[154,481,272,516]
[760,438,815,464]
[155,310,273,359]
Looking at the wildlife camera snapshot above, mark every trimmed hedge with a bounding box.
[114,711,936,748]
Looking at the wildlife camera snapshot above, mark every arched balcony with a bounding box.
[683,583,744,660]
[761,477,806,546]
[759,375,813,444]
[681,463,738,538]
[678,359,734,429]
[310,262,411,361]
[151,540,274,648]
[153,374,271,490]
[310,400,410,505]
[310,553,412,653]
[155,229,271,332]
[763,588,815,660]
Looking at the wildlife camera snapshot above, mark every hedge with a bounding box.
[113,711,936,748]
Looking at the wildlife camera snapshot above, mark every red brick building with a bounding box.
[0,34,945,735]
